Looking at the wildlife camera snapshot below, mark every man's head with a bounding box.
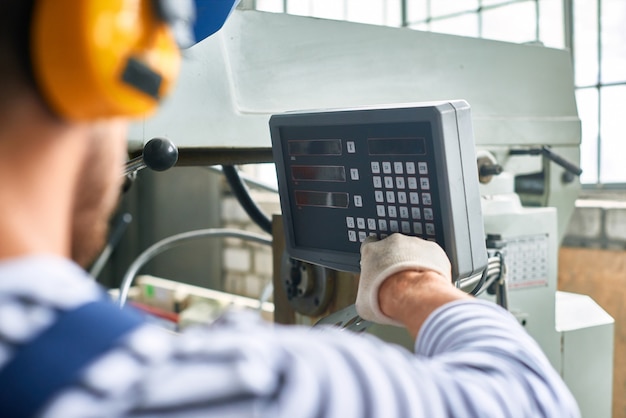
[0,1,235,267]
[0,1,138,266]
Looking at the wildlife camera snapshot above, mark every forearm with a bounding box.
[378,269,471,339]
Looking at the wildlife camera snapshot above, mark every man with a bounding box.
[0,1,579,417]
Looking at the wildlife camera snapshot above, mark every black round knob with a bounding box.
[479,164,503,177]
[142,137,178,172]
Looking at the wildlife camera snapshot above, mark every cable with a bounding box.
[222,165,273,234]
[458,251,506,296]
[476,252,506,297]
[117,228,272,308]
[90,213,133,280]
[207,166,279,194]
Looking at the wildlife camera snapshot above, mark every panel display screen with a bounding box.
[368,137,426,155]
[295,191,349,208]
[288,139,342,156]
[291,165,346,182]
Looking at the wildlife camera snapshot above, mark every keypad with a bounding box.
[346,160,436,243]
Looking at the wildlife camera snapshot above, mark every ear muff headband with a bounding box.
[31,0,181,120]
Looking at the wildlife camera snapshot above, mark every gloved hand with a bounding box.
[355,233,452,327]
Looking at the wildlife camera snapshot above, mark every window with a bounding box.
[573,0,626,185]
[250,0,626,186]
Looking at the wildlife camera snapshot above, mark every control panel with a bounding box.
[271,101,487,281]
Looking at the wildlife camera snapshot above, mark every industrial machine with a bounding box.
[128,10,614,418]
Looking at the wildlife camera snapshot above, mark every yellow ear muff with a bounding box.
[31,0,180,120]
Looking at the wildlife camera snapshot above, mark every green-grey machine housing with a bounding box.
[270,101,487,281]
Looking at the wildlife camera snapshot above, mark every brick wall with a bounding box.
[220,187,280,299]
[563,199,626,249]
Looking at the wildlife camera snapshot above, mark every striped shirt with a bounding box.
[0,255,580,417]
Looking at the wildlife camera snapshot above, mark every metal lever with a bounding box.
[509,146,582,177]
[314,304,373,333]
[124,137,179,177]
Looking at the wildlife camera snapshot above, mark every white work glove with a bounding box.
[355,233,452,327]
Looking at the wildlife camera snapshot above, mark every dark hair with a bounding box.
[0,0,37,106]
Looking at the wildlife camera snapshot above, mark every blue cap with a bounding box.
[192,0,240,44]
